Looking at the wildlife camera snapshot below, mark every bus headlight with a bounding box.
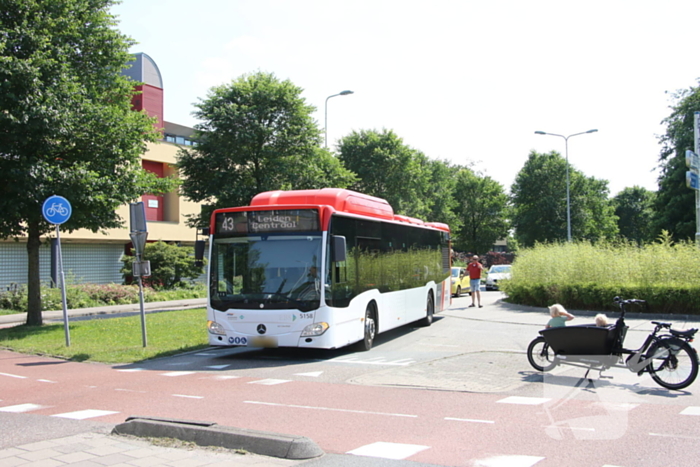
[301,322,329,337]
[207,320,226,335]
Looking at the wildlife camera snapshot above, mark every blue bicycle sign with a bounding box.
[42,195,72,225]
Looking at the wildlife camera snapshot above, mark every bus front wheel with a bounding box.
[357,303,377,351]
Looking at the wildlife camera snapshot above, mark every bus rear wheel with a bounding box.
[419,292,434,327]
[357,303,377,351]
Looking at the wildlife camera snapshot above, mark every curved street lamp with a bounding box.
[325,90,354,148]
[534,129,598,242]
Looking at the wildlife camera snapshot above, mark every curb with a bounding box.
[112,416,324,460]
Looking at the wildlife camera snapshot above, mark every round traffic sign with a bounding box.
[42,195,72,225]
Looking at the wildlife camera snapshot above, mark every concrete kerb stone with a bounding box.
[112,416,324,460]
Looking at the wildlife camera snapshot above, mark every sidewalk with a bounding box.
[0,298,207,327]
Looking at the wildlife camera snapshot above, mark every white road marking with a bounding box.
[245,401,417,418]
[0,372,26,379]
[445,417,494,424]
[330,356,415,366]
[210,375,240,380]
[115,388,147,393]
[497,396,550,405]
[471,455,545,467]
[649,432,700,440]
[347,441,429,460]
[248,379,291,385]
[173,394,204,399]
[161,371,196,377]
[37,379,56,383]
[52,409,119,420]
[206,365,231,370]
[680,406,700,416]
[294,371,323,377]
[117,368,144,372]
[0,403,46,413]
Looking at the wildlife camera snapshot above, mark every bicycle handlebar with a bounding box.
[613,296,647,306]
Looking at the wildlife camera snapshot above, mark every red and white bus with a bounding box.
[204,188,451,350]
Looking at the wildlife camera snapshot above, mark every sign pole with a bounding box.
[695,112,700,247]
[56,224,70,347]
[130,202,149,348]
[42,195,72,346]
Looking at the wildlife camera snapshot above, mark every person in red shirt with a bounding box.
[467,255,484,308]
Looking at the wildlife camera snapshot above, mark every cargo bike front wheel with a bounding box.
[527,336,558,372]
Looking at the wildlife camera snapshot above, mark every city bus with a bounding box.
[202,188,451,351]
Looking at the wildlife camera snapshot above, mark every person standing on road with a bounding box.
[467,255,484,308]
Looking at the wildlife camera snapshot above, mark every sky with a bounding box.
[110,0,700,197]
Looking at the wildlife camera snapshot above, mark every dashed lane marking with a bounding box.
[209,375,240,380]
[37,379,56,383]
[116,368,144,372]
[347,442,429,460]
[248,379,291,385]
[205,365,231,370]
[52,409,119,420]
[0,372,26,379]
[294,371,323,377]
[244,401,417,418]
[161,371,196,377]
[173,394,204,399]
[0,403,46,413]
[445,416,494,424]
[329,356,415,366]
[496,396,551,405]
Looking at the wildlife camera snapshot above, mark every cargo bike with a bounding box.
[527,297,699,390]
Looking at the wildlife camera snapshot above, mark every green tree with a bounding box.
[421,157,460,228]
[177,71,355,226]
[337,129,429,218]
[452,169,509,253]
[0,0,175,325]
[510,150,618,247]
[121,241,203,289]
[652,80,700,240]
[613,186,656,245]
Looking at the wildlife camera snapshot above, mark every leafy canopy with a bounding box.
[0,0,176,324]
[510,150,618,247]
[177,71,355,226]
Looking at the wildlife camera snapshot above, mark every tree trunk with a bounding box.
[25,220,43,326]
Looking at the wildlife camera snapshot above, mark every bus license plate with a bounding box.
[249,336,278,348]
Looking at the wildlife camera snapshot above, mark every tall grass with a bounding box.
[501,240,700,314]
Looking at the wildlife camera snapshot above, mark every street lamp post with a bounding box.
[534,129,598,242]
[324,90,354,148]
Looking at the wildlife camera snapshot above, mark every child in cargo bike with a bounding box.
[545,304,575,328]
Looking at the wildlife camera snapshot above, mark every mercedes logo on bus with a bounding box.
[257,324,267,335]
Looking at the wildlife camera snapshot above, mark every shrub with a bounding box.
[121,241,205,290]
[500,239,700,314]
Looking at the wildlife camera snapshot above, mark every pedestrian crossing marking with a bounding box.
[0,403,45,413]
[680,406,700,416]
[347,441,429,460]
[52,409,119,420]
[471,455,545,466]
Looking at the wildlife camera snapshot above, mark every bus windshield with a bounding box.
[210,234,323,312]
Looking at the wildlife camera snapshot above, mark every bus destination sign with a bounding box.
[215,209,320,236]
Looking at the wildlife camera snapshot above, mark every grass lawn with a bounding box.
[0,308,210,364]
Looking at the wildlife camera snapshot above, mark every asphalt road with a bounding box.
[2,291,700,466]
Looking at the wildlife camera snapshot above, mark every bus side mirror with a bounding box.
[194,240,206,268]
[331,235,346,262]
